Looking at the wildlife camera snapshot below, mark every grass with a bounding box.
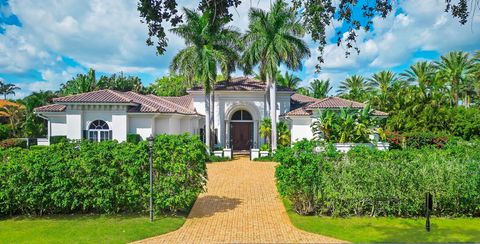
[284,200,480,242]
[0,214,185,244]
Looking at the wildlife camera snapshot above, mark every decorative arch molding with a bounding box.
[225,101,260,121]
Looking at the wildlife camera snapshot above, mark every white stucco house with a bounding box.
[35,77,387,150]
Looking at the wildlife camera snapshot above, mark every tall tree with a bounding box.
[0,80,20,99]
[138,0,475,71]
[19,91,58,137]
[400,62,436,100]
[309,79,332,99]
[276,71,301,90]
[368,70,398,110]
[59,68,97,95]
[170,8,241,151]
[337,75,371,101]
[435,51,475,106]
[146,75,188,97]
[243,0,310,150]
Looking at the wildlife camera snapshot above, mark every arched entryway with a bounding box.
[229,110,254,151]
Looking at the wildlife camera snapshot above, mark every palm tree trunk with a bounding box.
[269,76,277,151]
[205,90,211,154]
[209,89,215,149]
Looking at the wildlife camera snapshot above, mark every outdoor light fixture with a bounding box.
[425,192,433,232]
[147,135,154,222]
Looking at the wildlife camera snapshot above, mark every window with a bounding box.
[88,120,111,142]
[231,110,252,120]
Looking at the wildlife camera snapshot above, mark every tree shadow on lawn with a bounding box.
[187,195,242,219]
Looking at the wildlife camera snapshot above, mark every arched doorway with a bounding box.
[230,110,253,151]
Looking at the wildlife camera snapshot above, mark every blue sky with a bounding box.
[0,0,479,98]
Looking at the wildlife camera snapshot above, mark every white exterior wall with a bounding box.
[50,116,67,136]
[290,117,314,142]
[66,107,83,140]
[129,115,154,140]
[155,117,170,134]
[82,105,128,142]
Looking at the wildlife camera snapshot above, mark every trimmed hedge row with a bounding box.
[0,134,207,216]
[275,139,480,217]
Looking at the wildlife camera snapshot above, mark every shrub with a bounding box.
[50,136,68,145]
[208,156,231,162]
[276,139,480,217]
[0,124,11,140]
[127,134,142,143]
[0,134,207,216]
[253,156,275,162]
[386,131,459,149]
[0,138,27,149]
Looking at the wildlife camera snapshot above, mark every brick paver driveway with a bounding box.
[136,156,344,243]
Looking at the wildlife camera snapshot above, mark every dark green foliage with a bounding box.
[208,156,230,162]
[0,138,27,149]
[386,131,459,149]
[275,139,480,217]
[146,75,189,97]
[0,134,207,216]
[0,124,11,140]
[253,156,275,162]
[127,134,142,144]
[49,136,68,145]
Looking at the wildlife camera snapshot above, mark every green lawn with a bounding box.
[0,214,185,244]
[284,200,480,242]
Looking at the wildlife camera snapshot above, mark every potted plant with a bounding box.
[213,144,223,157]
[259,144,269,157]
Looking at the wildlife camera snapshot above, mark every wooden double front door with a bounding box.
[230,122,253,151]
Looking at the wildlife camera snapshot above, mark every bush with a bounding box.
[0,124,11,140]
[0,134,207,216]
[127,134,142,143]
[208,156,231,162]
[386,131,458,149]
[275,139,480,217]
[50,136,68,145]
[0,138,27,149]
[253,156,275,162]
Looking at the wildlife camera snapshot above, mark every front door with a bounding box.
[231,122,253,151]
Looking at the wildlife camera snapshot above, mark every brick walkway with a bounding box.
[136,156,344,243]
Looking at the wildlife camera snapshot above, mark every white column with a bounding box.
[225,120,230,148]
[253,120,258,148]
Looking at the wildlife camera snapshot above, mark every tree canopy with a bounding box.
[138,0,479,71]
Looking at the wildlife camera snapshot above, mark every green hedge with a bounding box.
[275,139,480,217]
[50,136,68,145]
[0,134,207,216]
[0,138,27,149]
[386,131,459,150]
[0,124,11,140]
[127,134,142,144]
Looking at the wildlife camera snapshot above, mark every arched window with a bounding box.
[88,120,111,142]
[231,110,253,120]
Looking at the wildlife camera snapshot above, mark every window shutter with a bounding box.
[83,130,88,140]
[109,130,112,140]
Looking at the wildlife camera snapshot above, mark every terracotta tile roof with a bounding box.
[34,104,66,113]
[36,90,197,115]
[306,97,365,109]
[290,93,321,104]
[283,94,388,117]
[189,77,293,92]
[53,90,134,103]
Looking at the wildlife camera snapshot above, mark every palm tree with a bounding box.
[0,80,20,99]
[170,8,241,151]
[243,0,310,150]
[296,87,311,96]
[277,71,301,90]
[435,51,475,106]
[337,75,371,101]
[277,121,291,146]
[368,70,398,110]
[259,118,272,148]
[309,79,332,99]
